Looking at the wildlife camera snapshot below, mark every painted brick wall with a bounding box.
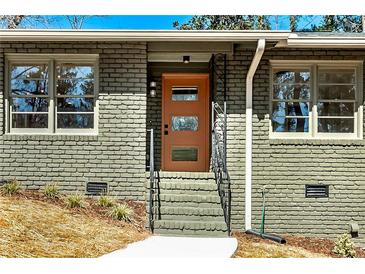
[0,42,147,200]
[228,47,365,243]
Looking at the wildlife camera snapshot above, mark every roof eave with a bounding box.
[0,30,290,42]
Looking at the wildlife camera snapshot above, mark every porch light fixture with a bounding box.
[183,55,190,64]
[149,81,156,97]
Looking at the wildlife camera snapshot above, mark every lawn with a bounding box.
[0,191,149,258]
[233,232,365,258]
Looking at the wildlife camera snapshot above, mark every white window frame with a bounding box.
[5,54,99,135]
[269,60,363,140]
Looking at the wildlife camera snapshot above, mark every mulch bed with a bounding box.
[234,232,365,258]
[284,235,365,258]
[8,190,147,233]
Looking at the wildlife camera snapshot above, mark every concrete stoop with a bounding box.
[146,171,228,237]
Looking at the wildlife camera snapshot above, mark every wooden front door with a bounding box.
[162,73,209,172]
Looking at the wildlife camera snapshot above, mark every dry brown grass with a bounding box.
[234,233,328,258]
[0,195,149,258]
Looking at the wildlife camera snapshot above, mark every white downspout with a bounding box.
[245,39,265,231]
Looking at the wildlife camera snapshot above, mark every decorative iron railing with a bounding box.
[211,102,231,236]
[210,53,231,236]
[147,128,157,232]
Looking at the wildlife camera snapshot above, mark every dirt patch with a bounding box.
[284,235,365,258]
[0,191,150,258]
[233,232,365,258]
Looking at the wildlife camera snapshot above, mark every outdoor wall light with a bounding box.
[183,55,190,64]
[149,81,157,97]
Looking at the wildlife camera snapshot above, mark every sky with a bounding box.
[28,15,322,30]
[45,16,194,29]
[2,15,327,30]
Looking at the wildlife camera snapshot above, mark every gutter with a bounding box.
[276,33,365,48]
[245,39,265,231]
[0,29,289,42]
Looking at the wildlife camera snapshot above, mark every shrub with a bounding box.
[43,183,59,199]
[65,193,85,208]
[97,195,115,207]
[109,204,133,222]
[333,234,356,258]
[1,179,21,196]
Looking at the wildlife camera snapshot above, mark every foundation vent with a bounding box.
[86,182,108,195]
[305,185,329,198]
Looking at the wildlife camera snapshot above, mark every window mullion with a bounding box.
[48,59,55,134]
[312,64,318,138]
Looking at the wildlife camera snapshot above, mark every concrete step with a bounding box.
[158,181,217,191]
[153,220,228,237]
[158,194,221,203]
[157,206,226,221]
[158,172,215,180]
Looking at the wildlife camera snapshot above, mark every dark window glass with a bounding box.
[172,147,198,161]
[11,80,48,96]
[12,114,48,128]
[56,79,94,96]
[57,114,94,129]
[11,65,48,80]
[56,65,94,79]
[172,87,198,101]
[273,84,310,100]
[272,117,309,133]
[272,102,309,117]
[57,98,94,112]
[318,85,355,100]
[318,118,354,133]
[12,98,48,112]
[317,102,354,117]
[273,71,310,84]
[318,69,355,84]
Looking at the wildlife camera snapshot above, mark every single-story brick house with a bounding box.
[1,30,365,243]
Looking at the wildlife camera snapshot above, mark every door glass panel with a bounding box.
[172,87,198,101]
[172,116,198,131]
[172,147,198,161]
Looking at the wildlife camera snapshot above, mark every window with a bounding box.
[56,64,95,131]
[6,55,98,134]
[10,64,50,132]
[270,61,363,139]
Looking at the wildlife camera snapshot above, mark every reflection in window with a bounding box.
[172,116,198,131]
[10,64,49,129]
[57,114,94,129]
[172,87,198,101]
[12,114,48,128]
[56,64,95,129]
[317,68,356,133]
[272,69,311,133]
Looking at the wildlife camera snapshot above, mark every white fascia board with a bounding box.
[0,30,290,42]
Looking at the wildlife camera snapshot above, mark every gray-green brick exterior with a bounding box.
[0,42,147,200]
[1,41,364,243]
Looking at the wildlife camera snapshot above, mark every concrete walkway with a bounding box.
[102,236,238,258]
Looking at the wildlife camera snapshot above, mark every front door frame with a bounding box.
[161,73,210,172]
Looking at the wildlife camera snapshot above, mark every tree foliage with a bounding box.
[173,15,365,33]
[312,15,363,32]
[173,15,271,30]
[0,15,94,29]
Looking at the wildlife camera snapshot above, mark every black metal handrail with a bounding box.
[148,128,155,232]
[211,101,231,236]
[210,53,231,236]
